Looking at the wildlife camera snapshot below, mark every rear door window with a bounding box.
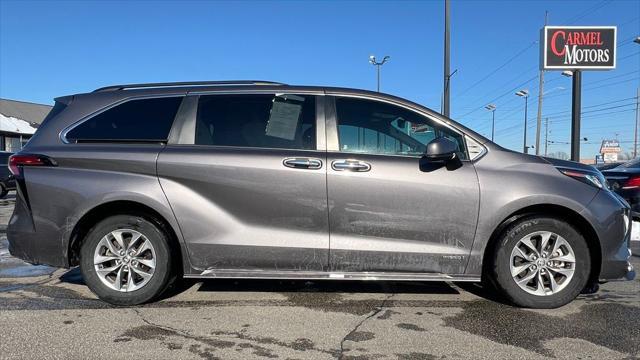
[65,97,183,142]
[195,94,316,150]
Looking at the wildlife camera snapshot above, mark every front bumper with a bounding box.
[586,190,636,282]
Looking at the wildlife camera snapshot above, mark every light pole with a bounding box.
[369,55,390,92]
[516,90,530,154]
[635,87,639,158]
[485,104,496,142]
[633,39,639,158]
[443,0,451,117]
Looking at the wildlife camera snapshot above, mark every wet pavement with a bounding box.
[0,194,638,359]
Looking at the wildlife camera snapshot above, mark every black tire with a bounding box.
[0,184,7,199]
[80,215,175,306]
[489,216,590,309]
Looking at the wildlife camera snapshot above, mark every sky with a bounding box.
[1,0,638,159]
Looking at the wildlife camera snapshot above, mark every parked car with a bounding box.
[7,81,635,308]
[0,151,16,198]
[602,159,640,220]
[594,162,623,171]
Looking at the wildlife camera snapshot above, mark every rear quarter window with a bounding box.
[65,97,183,142]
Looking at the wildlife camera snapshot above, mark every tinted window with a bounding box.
[335,97,466,158]
[195,94,316,150]
[66,97,182,142]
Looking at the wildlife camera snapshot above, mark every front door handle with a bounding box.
[283,157,323,170]
[331,159,371,172]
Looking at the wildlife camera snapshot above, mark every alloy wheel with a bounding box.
[93,229,156,292]
[509,231,576,296]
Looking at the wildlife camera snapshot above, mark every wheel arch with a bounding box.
[67,200,186,275]
[480,203,601,286]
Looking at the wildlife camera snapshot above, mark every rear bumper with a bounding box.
[6,190,68,268]
[7,230,68,268]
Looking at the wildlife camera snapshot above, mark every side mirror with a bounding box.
[424,137,458,162]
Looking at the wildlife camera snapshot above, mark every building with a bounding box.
[0,98,52,152]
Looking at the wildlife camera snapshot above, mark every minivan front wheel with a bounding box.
[80,215,174,306]
[490,217,590,308]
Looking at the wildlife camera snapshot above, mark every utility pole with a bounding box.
[544,117,549,157]
[535,11,548,155]
[570,70,582,162]
[443,0,451,117]
[634,87,639,158]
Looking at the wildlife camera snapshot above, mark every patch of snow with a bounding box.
[0,113,37,134]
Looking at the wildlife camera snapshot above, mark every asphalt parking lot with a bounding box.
[0,194,638,360]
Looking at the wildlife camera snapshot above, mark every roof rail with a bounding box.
[93,80,287,92]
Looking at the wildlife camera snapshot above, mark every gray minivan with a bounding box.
[7,81,635,308]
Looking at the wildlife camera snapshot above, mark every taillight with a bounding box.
[623,176,640,189]
[8,154,57,176]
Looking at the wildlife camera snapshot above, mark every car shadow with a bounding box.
[196,278,460,295]
[59,267,514,304]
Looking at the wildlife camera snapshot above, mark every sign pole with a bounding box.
[570,70,582,162]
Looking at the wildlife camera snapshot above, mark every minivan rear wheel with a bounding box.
[80,215,174,306]
[489,216,590,308]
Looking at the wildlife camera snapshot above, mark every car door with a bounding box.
[326,95,480,275]
[157,92,329,273]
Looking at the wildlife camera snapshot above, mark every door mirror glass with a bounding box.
[424,137,458,162]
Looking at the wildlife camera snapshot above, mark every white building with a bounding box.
[0,98,52,152]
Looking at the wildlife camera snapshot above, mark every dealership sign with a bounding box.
[541,26,616,70]
[600,139,621,154]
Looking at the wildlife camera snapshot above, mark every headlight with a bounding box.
[623,211,630,236]
[558,168,604,189]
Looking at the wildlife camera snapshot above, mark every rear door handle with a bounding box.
[331,159,371,172]
[283,157,323,170]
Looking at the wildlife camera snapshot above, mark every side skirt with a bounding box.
[185,269,481,282]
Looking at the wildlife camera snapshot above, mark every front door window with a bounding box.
[335,97,467,159]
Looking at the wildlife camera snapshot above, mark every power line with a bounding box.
[457,75,538,120]
[473,95,638,133]
[493,108,637,138]
[542,102,636,117]
[542,77,640,100]
[454,42,537,98]
[618,51,640,61]
[565,0,611,24]
[541,96,636,113]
